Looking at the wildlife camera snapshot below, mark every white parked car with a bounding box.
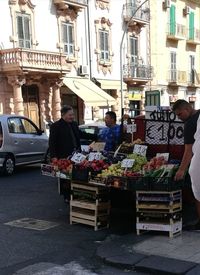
[0,115,48,175]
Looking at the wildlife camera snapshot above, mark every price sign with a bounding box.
[41,164,56,177]
[156,153,169,161]
[81,145,90,152]
[71,152,86,164]
[133,144,148,156]
[121,159,135,168]
[127,124,137,134]
[90,142,105,152]
[88,152,102,161]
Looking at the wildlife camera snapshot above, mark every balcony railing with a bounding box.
[167,23,186,39]
[123,64,153,80]
[123,3,150,23]
[0,48,70,73]
[187,28,200,44]
[53,0,87,6]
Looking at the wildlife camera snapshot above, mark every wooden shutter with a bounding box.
[170,5,176,35]
[189,12,194,40]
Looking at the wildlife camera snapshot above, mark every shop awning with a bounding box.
[97,79,127,90]
[63,77,116,107]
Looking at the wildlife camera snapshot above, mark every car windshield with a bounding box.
[80,128,95,134]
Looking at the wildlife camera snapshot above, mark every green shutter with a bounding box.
[170,5,176,35]
[189,12,194,40]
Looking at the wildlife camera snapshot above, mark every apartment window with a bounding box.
[189,55,195,83]
[62,22,74,56]
[17,13,31,48]
[99,30,109,61]
[130,36,138,64]
[170,52,177,81]
[145,91,160,106]
[169,5,176,35]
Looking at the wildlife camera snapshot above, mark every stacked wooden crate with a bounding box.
[70,181,110,231]
[136,190,182,237]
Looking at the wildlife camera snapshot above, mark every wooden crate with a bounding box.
[136,190,182,237]
[70,181,110,231]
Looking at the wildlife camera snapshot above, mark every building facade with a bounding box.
[0,0,151,130]
[149,0,200,109]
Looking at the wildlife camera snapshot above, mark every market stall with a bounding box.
[41,107,185,237]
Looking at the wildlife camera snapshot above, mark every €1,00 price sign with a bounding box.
[121,159,135,168]
[145,120,184,145]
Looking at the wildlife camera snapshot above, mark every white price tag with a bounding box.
[156,153,169,161]
[121,159,135,168]
[88,152,102,161]
[81,145,90,152]
[127,124,137,134]
[71,152,86,164]
[133,144,148,156]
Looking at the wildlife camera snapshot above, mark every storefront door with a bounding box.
[22,85,40,127]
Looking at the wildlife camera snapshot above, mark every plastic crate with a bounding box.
[135,176,183,191]
[106,176,128,190]
[72,166,89,182]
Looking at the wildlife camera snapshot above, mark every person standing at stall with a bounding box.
[99,111,121,152]
[172,99,200,229]
[49,105,97,202]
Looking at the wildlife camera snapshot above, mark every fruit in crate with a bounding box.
[127,153,147,172]
[143,156,167,172]
[100,163,123,178]
[51,159,73,173]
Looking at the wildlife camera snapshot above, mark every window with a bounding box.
[170,52,177,81]
[0,122,3,148]
[62,22,74,56]
[99,30,109,61]
[130,36,138,64]
[8,118,25,134]
[145,91,160,106]
[21,118,38,134]
[189,55,195,83]
[17,13,31,48]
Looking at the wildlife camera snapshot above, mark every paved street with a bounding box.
[0,165,146,275]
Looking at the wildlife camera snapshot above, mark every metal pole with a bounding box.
[120,0,149,117]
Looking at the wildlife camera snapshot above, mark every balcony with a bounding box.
[123,64,153,84]
[53,0,87,9]
[123,3,150,26]
[0,48,70,75]
[166,23,186,41]
[186,28,200,45]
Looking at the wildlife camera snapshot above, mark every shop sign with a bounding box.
[128,90,142,101]
[145,120,184,145]
[133,144,148,157]
[121,159,135,168]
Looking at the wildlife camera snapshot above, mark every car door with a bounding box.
[20,117,48,162]
[7,117,29,164]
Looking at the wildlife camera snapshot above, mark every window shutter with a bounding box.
[189,12,194,40]
[104,32,108,51]
[24,16,31,48]
[170,5,176,35]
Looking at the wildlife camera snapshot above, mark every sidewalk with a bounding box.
[96,230,200,274]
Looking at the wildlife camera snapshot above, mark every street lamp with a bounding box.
[120,0,149,117]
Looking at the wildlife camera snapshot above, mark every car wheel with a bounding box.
[3,155,15,175]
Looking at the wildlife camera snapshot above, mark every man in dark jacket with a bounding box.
[49,105,96,201]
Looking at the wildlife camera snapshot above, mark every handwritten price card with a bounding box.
[133,144,148,156]
[121,159,135,168]
[88,152,102,161]
[71,153,86,164]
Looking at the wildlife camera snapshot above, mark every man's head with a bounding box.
[172,99,194,122]
[61,105,74,123]
[105,111,117,127]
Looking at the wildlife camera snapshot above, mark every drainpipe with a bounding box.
[86,0,94,120]
[86,0,92,80]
